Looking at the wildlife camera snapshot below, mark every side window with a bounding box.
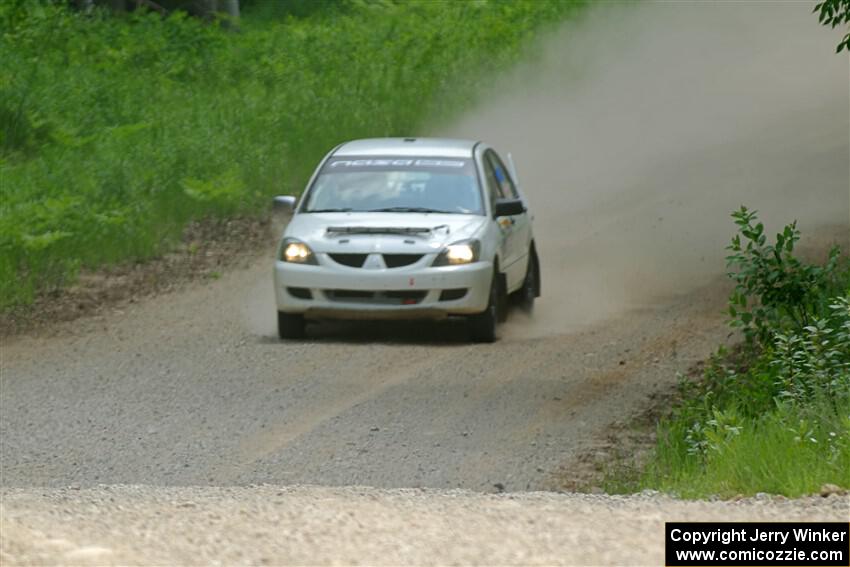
[482,155,502,209]
[485,151,518,199]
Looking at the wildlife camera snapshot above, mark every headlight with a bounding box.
[433,239,480,266]
[280,238,318,264]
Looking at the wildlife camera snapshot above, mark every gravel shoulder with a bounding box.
[0,216,271,338]
[2,485,848,566]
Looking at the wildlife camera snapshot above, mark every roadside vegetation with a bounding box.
[0,0,584,308]
[609,207,850,498]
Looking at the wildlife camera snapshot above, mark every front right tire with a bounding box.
[516,249,539,313]
[278,311,305,340]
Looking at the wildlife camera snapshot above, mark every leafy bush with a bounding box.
[726,206,841,346]
[772,297,850,406]
[616,209,850,498]
[0,0,585,307]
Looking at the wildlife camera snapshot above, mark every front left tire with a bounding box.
[278,311,305,340]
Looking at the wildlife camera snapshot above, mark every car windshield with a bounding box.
[302,156,483,215]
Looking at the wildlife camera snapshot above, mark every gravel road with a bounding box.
[1,255,731,492]
[3,239,845,565]
[2,486,847,566]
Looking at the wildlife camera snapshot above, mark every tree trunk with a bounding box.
[199,0,218,20]
[220,0,239,21]
[219,0,239,30]
[197,0,239,29]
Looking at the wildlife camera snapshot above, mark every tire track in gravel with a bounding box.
[226,348,456,480]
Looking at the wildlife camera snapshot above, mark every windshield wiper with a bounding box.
[368,207,451,214]
[307,208,353,213]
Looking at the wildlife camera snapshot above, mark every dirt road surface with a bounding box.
[1,226,847,565]
[2,2,848,565]
[0,254,734,491]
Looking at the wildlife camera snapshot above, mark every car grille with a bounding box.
[327,253,424,269]
[325,290,427,305]
[382,254,423,268]
[328,253,368,268]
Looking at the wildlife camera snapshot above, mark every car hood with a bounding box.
[284,212,487,254]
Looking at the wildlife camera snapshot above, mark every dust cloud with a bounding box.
[441,1,849,336]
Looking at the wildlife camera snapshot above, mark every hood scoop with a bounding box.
[326,225,449,237]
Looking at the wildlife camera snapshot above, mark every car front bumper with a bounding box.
[274,258,493,320]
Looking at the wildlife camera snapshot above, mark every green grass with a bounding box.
[616,398,850,498]
[0,0,585,307]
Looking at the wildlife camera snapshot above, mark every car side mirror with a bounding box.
[494,198,525,217]
[272,195,297,213]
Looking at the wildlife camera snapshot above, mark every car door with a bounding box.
[484,149,530,292]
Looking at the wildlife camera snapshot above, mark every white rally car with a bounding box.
[272,137,540,342]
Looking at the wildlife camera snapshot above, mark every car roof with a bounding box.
[332,137,479,158]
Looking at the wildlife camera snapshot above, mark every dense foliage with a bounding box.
[0,0,583,307]
[614,209,850,498]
